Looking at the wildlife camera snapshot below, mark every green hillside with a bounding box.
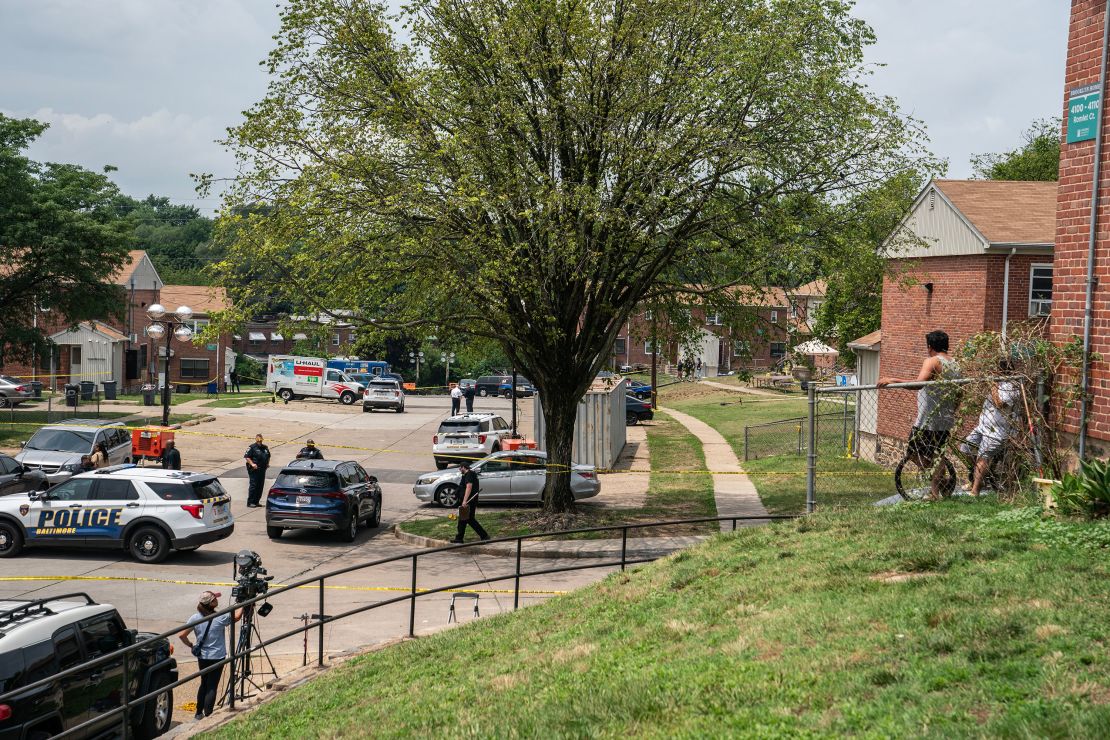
[209,502,1110,738]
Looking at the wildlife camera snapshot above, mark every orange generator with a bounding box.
[132,429,174,462]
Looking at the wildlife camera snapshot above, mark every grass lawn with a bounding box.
[211,501,1110,738]
[397,411,716,541]
[201,393,271,408]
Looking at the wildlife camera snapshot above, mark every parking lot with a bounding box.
[0,392,620,720]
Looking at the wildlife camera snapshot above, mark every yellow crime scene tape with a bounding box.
[0,574,566,597]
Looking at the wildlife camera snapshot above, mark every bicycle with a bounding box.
[893,436,1016,501]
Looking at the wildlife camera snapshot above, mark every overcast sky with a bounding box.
[0,0,1070,215]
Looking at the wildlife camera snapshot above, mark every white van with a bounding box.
[267,355,365,405]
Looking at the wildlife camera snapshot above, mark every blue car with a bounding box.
[499,379,536,398]
[266,459,382,542]
[627,380,652,400]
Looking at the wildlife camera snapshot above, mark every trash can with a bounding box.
[141,384,156,406]
[206,381,218,395]
[64,383,79,408]
[30,381,42,398]
[79,380,94,401]
[101,380,118,400]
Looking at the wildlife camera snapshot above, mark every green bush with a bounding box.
[1051,457,1110,518]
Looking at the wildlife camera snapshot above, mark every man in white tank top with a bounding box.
[878,330,962,499]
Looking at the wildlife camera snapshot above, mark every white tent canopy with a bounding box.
[793,339,838,355]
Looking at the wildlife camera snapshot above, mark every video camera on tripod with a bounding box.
[231,549,274,614]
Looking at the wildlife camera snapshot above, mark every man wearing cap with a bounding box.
[244,434,271,507]
[452,460,490,543]
[296,439,324,460]
[178,591,242,720]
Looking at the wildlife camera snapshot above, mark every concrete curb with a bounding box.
[391,524,705,560]
[179,415,217,427]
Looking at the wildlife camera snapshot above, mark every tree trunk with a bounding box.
[540,386,579,513]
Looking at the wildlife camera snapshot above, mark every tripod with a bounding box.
[220,603,277,706]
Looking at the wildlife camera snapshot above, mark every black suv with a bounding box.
[0,454,48,496]
[266,459,383,541]
[0,593,177,739]
[474,375,511,397]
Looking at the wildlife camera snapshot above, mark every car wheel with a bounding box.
[278,388,295,401]
[626,412,639,426]
[369,499,382,527]
[436,483,461,508]
[129,526,170,564]
[134,671,173,739]
[396,404,404,413]
[340,392,357,405]
[0,521,24,558]
[0,397,9,409]
[479,389,488,397]
[266,525,283,539]
[339,510,359,542]
[363,405,371,413]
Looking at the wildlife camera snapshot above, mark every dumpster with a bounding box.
[64,383,79,408]
[141,384,156,406]
[79,380,94,401]
[30,381,42,398]
[101,380,118,400]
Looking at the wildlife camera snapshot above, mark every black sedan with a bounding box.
[0,454,49,495]
[625,394,654,425]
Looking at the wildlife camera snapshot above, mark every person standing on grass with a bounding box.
[450,384,462,416]
[178,591,242,721]
[244,434,270,507]
[961,360,1019,496]
[878,330,962,500]
[229,368,241,393]
[451,460,490,543]
[160,440,181,470]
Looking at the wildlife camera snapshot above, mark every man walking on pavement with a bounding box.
[244,434,271,507]
[452,460,490,543]
[450,384,462,415]
[160,440,181,470]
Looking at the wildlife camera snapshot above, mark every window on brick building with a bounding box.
[645,340,658,355]
[614,338,627,355]
[770,310,779,324]
[332,332,341,346]
[180,358,210,379]
[706,312,722,326]
[769,342,786,358]
[1029,264,1053,317]
[733,340,749,357]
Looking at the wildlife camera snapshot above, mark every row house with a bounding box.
[233,314,359,360]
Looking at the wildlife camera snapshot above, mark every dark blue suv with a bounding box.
[265,459,382,542]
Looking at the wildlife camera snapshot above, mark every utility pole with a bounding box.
[650,317,658,410]
[511,367,518,437]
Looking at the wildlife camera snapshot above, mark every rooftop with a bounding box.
[159,284,229,316]
[933,179,1056,246]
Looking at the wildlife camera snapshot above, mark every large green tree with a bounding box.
[215,0,928,511]
[0,115,132,361]
[971,118,1060,182]
[116,195,217,284]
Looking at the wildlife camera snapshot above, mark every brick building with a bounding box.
[1051,1,1110,454]
[611,284,826,375]
[233,314,360,361]
[873,179,1056,450]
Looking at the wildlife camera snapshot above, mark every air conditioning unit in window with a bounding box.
[129,333,138,343]
[1029,299,1052,317]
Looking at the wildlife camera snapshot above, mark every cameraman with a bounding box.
[178,591,242,720]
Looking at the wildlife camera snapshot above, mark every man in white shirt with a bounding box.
[961,372,1019,496]
[450,384,462,415]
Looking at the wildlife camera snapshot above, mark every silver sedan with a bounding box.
[412,450,600,507]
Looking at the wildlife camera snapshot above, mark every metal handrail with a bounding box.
[0,514,796,738]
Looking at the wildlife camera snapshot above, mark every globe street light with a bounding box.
[440,352,456,386]
[408,350,424,381]
[146,304,194,427]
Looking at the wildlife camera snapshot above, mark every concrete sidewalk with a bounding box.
[698,379,787,397]
[659,407,769,531]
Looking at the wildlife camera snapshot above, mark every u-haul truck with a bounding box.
[267,355,366,405]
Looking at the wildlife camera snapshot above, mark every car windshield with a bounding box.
[274,471,338,489]
[0,375,21,385]
[439,421,480,433]
[24,428,95,453]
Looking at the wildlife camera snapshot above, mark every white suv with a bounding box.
[0,465,234,563]
[432,413,513,469]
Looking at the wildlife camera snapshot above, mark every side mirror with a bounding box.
[19,441,26,448]
[29,490,43,501]
[16,466,25,477]
[125,628,138,646]
[368,476,378,485]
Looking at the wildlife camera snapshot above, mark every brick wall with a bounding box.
[1051,0,1110,442]
[617,306,792,370]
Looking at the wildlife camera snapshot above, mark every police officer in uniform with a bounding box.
[244,434,271,508]
[296,439,324,460]
[451,460,490,543]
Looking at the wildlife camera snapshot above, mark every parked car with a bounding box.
[0,466,235,563]
[432,413,512,469]
[474,375,511,397]
[362,379,405,413]
[15,420,133,485]
[413,450,600,507]
[499,378,536,398]
[457,379,477,392]
[626,394,654,425]
[0,375,31,408]
[0,593,177,739]
[266,459,382,541]
[0,453,48,495]
[627,380,653,400]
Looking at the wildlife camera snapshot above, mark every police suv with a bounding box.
[0,465,234,564]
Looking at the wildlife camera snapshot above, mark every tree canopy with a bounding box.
[115,195,217,285]
[215,0,930,511]
[971,118,1060,182]
[0,115,132,361]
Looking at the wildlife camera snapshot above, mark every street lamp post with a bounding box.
[440,352,456,386]
[145,303,194,427]
[409,351,424,383]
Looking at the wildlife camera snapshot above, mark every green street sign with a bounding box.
[1068,83,1101,144]
[206,343,217,351]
